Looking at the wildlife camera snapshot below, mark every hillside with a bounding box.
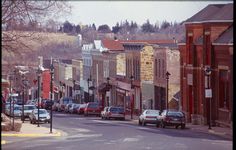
[2,31,81,66]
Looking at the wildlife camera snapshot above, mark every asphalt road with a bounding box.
[2,112,232,150]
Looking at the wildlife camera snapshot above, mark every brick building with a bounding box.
[153,43,180,111]
[178,3,233,127]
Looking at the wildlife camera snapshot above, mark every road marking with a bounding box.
[123,137,139,142]
[1,140,7,144]
[1,132,61,137]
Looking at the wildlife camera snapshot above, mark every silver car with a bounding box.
[138,109,160,126]
[29,109,50,124]
[23,105,37,118]
[5,104,22,117]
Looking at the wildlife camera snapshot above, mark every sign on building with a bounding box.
[205,89,212,98]
[187,74,193,85]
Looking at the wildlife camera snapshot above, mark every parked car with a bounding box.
[84,102,101,116]
[104,106,125,120]
[6,105,22,117]
[69,104,80,114]
[29,109,50,124]
[101,107,109,119]
[77,104,87,114]
[44,100,53,110]
[157,109,186,129]
[23,105,37,118]
[58,97,73,112]
[52,101,59,111]
[138,109,160,126]
[65,103,73,113]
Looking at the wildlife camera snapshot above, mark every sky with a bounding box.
[61,1,233,28]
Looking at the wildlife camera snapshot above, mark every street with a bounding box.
[2,112,232,150]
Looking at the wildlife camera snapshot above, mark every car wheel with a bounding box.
[138,119,142,125]
[181,124,185,129]
[175,125,179,129]
[156,122,160,128]
[161,121,165,128]
[142,120,146,126]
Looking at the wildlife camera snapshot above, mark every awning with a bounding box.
[172,91,180,102]
[98,83,111,92]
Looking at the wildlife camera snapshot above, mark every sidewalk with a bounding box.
[2,120,63,138]
[125,115,232,140]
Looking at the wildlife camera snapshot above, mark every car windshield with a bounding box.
[110,107,124,112]
[88,103,99,108]
[14,107,21,110]
[25,106,36,110]
[146,110,159,114]
[35,110,47,114]
[167,111,184,117]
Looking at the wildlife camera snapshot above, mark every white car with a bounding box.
[29,109,50,124]
[138,109,160,126]
[23,105,37,118]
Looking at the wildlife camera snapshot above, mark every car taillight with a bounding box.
[146,116,155,118]
[165,116,171,121]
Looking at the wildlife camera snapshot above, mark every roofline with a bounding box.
[183,20,233,25]
[212,43,233,46]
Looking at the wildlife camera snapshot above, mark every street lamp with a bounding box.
[166,71,171,111]
[106,77,110,107]
[204,66,212,129]
[87,77,91,103]
[9,74,13,129]
[21,74,28,123]
[50,59,54,133]
[36,67,42,127]
[130,75,134,119]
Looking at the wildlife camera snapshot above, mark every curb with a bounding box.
[1,131,61,137]
[208,129,226,135]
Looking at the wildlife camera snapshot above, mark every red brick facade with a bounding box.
[178,4,233,127]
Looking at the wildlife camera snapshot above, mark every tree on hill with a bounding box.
[161,20,171,29]
[141,19,155,33]
[63,21,73,33]
[2,0,71,54]
[97,24,111,33]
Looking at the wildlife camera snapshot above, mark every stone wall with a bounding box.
[140,45,154,81]
[116,53,126,76]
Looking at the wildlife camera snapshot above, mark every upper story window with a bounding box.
[155,59,157,78]
[162,59,165,78]
[158,59,161,77]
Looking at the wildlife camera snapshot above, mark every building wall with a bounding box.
[179,22,232,125]
[116,53,126,76]
[42,70,50,99]
[140,45,154,81]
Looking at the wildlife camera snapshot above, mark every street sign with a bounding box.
[205,89,212,98]
[10,93,18,97]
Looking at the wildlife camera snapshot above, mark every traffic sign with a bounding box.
[205,89,212,98]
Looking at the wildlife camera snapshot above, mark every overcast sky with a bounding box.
[61,1,233,27]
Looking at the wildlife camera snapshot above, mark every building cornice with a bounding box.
[184,20,233,25]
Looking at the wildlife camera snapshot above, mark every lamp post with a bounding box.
[106,77,110,107]
[9,74,13,128]
[21,74,28,123]
[130,75,134,119]
[205,66,212,129]
[37,67,42,127]
[166,72,171,111]
[87,78,90,103]
[50,58,54,133]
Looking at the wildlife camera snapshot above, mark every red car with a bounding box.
[84,102,102,117]
[77,104,87,114]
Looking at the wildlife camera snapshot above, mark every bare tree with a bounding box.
[2,0,71,54]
